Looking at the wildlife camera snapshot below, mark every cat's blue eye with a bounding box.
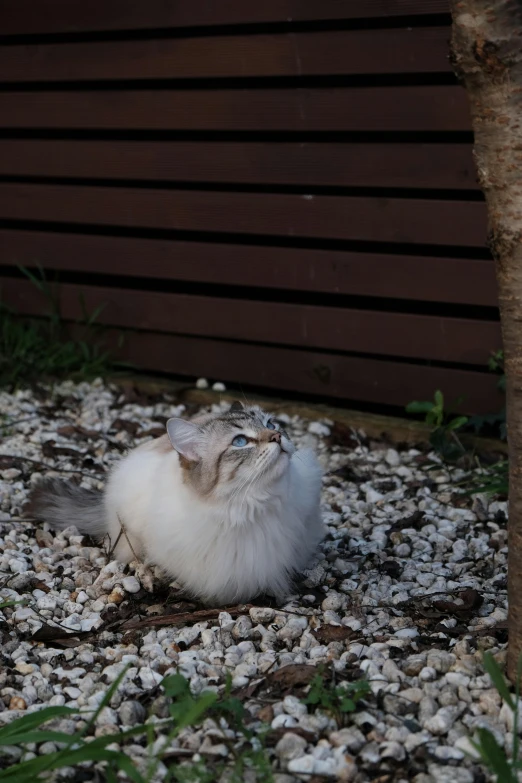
[232,435,248,447]
[266,420,276,430]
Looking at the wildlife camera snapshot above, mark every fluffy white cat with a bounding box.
[28,402,324,605]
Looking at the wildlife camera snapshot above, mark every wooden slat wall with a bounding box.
[0,1,502,413]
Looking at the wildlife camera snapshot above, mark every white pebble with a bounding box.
[122,576,141,594]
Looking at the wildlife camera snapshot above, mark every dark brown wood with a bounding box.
[0,140,478,190]
[0,230,497,305]
[1,277,501,363]
[0,28,452,83]
[108,330,501,414]
[0,184,487,246]
[0,2,451,36]
[0,86,470,132]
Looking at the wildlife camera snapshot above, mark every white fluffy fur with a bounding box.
[105,436,323,604]
[29,405,324,605]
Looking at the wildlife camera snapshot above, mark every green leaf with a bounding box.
[405,401,434,414]
[474,728,517,782]
[0,706,77,740]
[162,673,191,699]
[447,416,468,431]
[483,652,515,710]
[434,389,444,408]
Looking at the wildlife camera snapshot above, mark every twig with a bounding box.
[116,513,140,562]
[0,453,105,479]
[121,604,253,630]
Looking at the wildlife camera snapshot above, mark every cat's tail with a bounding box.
[26,478,107,537]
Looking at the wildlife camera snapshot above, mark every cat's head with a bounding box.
[166,401,295,500]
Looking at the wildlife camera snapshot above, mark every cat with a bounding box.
[27,401,324,605]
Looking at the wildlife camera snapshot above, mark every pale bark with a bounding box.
[449,0,522,681]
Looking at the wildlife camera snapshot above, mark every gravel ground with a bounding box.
[0,379,510,782]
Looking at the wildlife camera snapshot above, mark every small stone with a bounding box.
[122,576,140,594]
[2,468,21,480]
[283,695,307,719]
[321,592,343,611]
[427,764,473,783]
[434,745,465,761]
[424,707,458,736]
[385,449,400,467]
[287,755,315,775]
[15,662,34,675]
[308,421,330,437]
[427,650,456,674]
[249,607,275,624]
[36,529,54,548]
[119,701,146,726]
[359,742,380,764]
[419,666,437,682]
[329,727,366,752]
[403,654,426,675]
[380,741,406,761]
[9,559,29,574]
[272,714,298,730]
[107,586,125,604]
[9,696,26,710]
[232,615,253,640]
[366,488,384,504]
[274,732,307,761]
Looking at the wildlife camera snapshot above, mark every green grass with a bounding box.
[0,664,370,782]
[0,668,269,782]
[469,653,521,783]
[303,668,370,726]
[0,268,116,388]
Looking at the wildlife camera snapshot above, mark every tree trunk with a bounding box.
[449,0,522,681]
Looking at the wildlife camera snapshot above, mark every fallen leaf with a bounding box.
[266,727,317,745]
[42,441,83,459]
[110,418,140,435]
[31,623,89,647]
[265,664,317,691]
[312,625,356,644]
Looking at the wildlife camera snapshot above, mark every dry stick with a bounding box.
[116,513,140,562]
[0,453,105,479]
[121,604,254,630]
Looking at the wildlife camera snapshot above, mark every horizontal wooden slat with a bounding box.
[0,86,470,132]
[0,2,451,36]
[1,278,501,363]
[0,140,478,190]
[0,230,497,306]
[0,183,487,247]
[0,28,452,82]
[109,330,500,414]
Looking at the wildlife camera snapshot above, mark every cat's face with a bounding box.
[166,402,295,499]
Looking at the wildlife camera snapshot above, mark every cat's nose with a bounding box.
[269,431,282,444]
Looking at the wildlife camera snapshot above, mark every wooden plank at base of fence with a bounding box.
[105,329,501,414]
[1,277,500,364]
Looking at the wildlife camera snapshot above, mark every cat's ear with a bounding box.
[230,400,244,412]
[166,418,203,462]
